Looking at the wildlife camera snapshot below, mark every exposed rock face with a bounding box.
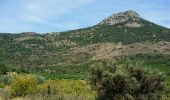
[99,10,144,27]
[125,22,143,27]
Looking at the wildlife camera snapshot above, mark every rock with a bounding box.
[99,10,144,28]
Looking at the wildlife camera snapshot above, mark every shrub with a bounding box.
[10,74,39,97]
[36,75,45,84]
[0,75,11,85]
[38,79,97,99]
[0,64,8,75]
[0,82,5,88]
[90,60,167,100]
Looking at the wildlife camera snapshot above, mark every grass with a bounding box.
[34,60,98,80]
[37,73,87,80]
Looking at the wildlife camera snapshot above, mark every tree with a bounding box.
[90,61,167,100]
[0,64,8,75]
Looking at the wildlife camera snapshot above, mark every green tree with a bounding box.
[90,61,167,100]
[0,64,8,75]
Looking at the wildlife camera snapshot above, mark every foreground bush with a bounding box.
[0,82,5,88]
[0,75,11,85]
[90,61,167,100]
[0,64,8,75]
[4,79,96,100]
[10,74,39,97]
[39,79,96,99]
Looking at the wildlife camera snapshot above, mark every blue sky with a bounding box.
[0,0,170,33]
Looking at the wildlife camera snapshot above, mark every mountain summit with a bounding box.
[99,10,143,27]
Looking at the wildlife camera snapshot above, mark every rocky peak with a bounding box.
[99,10,144,27]
[121,10,141,18]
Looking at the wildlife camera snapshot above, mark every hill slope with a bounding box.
[0,10,170,67]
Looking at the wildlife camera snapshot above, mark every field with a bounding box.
[1,54,170,100]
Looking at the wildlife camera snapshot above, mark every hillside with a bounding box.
[0,10,170,68]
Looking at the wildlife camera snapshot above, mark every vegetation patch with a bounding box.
[90,60,167,100]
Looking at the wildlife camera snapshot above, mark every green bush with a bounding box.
[0,64,8,75]
[0,75,11,85]
[10,74,39,97]
[38,79,97,99]
[36,75,45,84]
[90,60,167,100]
[0,82,5,88]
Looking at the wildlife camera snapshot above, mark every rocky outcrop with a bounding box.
[99,10,144,28]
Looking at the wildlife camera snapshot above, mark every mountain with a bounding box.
[0,10,170,67]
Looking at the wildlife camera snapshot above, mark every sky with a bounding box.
[0,0,170,33]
